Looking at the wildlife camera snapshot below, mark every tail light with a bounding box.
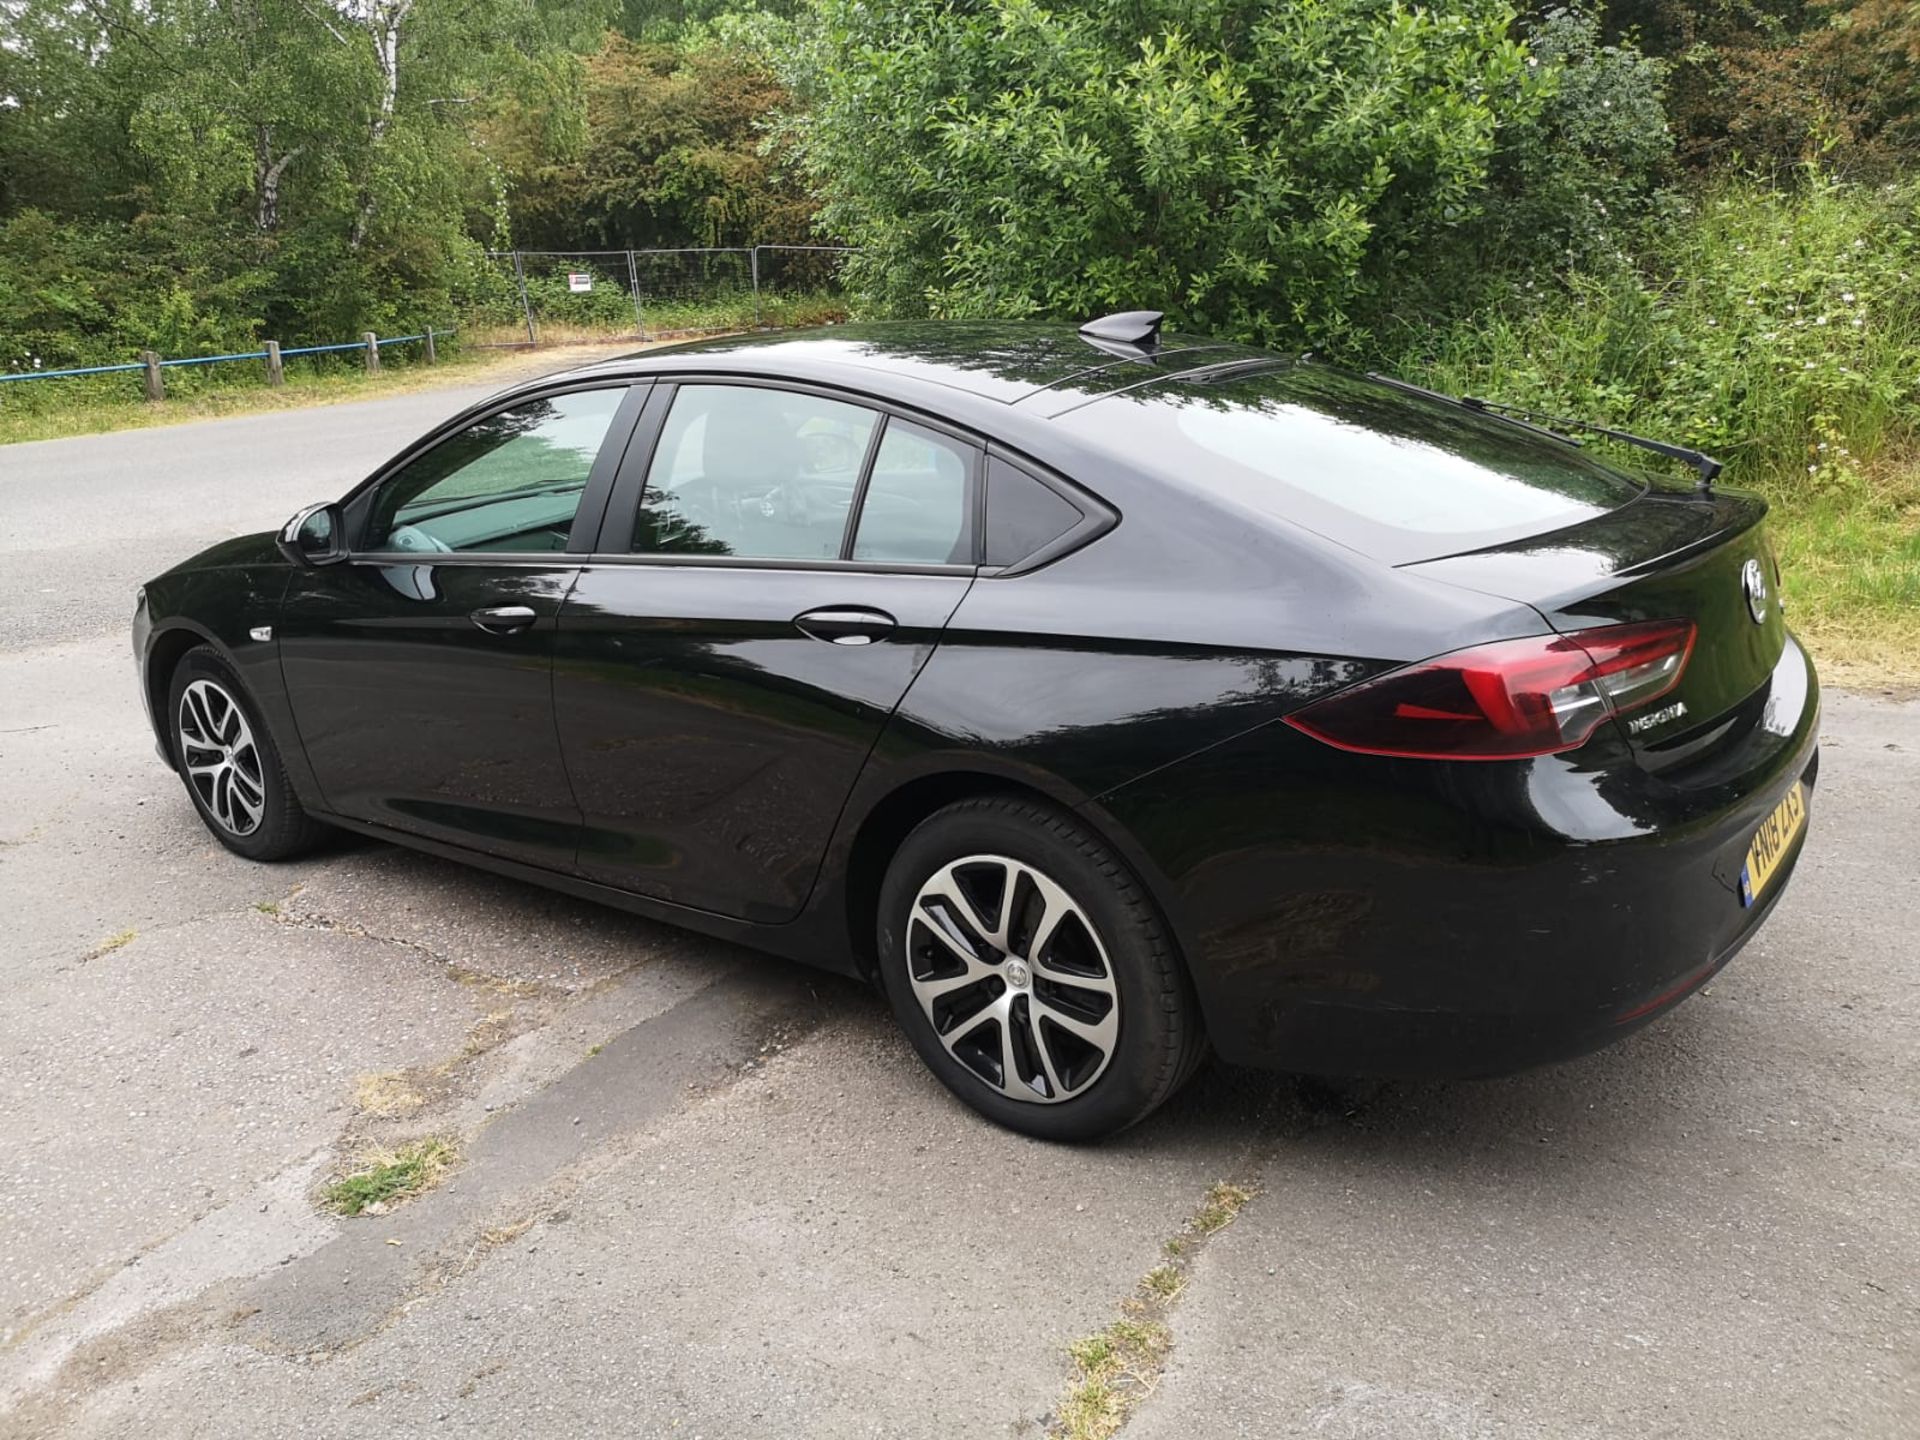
[1283,619,1697,761]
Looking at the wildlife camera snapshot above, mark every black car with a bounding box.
[134,316,1818,1139]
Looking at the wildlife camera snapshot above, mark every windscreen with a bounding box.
[1058,365,1645,564]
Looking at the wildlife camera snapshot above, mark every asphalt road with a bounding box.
[1,371,1916,1438]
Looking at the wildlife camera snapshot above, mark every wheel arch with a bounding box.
[836,767,1195,991]
[143,620,226,762]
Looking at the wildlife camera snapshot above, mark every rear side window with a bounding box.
[984,458,1082,567]
[851,420,976,564]
[634,384,878,559]
[1056,366,1644,565]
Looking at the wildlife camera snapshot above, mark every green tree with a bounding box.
[0,0,613,359]
[495,34,816,250]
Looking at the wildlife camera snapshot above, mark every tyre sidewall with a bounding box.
[876,799,1191,1142]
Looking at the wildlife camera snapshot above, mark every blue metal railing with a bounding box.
[0,328,455,385]
[0,361,149,382]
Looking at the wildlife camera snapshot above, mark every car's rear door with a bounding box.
[553,380,978,921]
[278,380,649,870]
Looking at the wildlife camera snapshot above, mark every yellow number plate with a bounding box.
[1741,781,1807,908]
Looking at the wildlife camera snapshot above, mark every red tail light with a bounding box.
[1283,619,1697,760]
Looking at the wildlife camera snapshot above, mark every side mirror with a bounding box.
[277,502,346,567]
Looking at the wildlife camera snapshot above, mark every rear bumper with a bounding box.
[1096,636,1821,1078]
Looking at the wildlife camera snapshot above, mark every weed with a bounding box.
[353,1070,430,1119]
[1192,1181,1255,1235]
[85,929,136,960]
[1055,1317,1171,1440]
[479,1216,536,1248]
[1049,1177,1259,1439]
[322,1138,457,1216]
[462,1010,516,1058]
[1142,1264,1184,1301]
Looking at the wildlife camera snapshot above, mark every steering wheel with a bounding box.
[385,523,453,554]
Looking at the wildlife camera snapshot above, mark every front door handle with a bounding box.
[470,605,538,635]
[793,605,896,645]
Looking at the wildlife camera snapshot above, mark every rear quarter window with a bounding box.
[1057,366,1644,564]
[983,457,1084,568]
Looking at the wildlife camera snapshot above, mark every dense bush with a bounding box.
[784,0,1551,347]
[1607,0,1920,178]
[1481,8,1675,273]
[779,1,1694,352]
[0,208,480,373]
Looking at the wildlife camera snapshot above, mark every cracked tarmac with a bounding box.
[3,377,1917,1437]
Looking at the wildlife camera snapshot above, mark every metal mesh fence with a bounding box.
[474,245,858,347]
[752,246,858,328]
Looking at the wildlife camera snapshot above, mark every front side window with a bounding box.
[365,387,628,554]
[634,384,879,559]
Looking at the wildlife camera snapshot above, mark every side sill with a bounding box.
[304,811,857,977]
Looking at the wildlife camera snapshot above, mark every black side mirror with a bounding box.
[277,502,346,567]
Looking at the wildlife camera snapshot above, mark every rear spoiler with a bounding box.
[1365,374,1723,490]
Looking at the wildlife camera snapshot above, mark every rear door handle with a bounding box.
[470,605,538,635]
[793,606,896,645]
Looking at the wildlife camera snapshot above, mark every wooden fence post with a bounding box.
[141,351,163,403]
[265,341,284,387]
[363,332,380,373]
[423,329,437,365]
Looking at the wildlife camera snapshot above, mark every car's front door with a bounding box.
[553,380,979,921]
[279,381,648,869]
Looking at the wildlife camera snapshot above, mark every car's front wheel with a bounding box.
[876,796,1205,1141]
[166,645,328,861]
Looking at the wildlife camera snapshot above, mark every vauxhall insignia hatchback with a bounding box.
[134,315,1817,1139]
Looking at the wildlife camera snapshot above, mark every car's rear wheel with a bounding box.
[166,646,328,861]
[876,796,1205,1141]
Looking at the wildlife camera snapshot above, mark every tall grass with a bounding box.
[461,289,850,348]
[1391,173,1920,494]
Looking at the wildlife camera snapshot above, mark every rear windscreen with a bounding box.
[1057,365,1645,564]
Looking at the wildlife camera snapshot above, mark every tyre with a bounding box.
[166,645,329,861]
[876,796,1206,1141]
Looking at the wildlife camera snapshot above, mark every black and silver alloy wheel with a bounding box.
[165,645,329,862]
[907,854,1120,1103]
[176,678,266,837]
[878,796,1206,1141]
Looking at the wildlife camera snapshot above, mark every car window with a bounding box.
[984,457,1083,567]
[851,420,976,565]
[365,388,628,554]
[634,385,880,559]
[1056,366,1645,565]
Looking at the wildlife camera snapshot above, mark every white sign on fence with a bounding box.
[567,272,594,294]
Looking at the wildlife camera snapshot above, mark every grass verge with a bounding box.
[322,1138,458,1217]
[0,338,650,447]
[1771,473,1920,690]
[1049,1180,1258,1440]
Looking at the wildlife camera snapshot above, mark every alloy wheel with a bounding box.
[906,854,1120,1103]
[176,678,265,837]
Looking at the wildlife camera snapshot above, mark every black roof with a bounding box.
[560,321,1275,416]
